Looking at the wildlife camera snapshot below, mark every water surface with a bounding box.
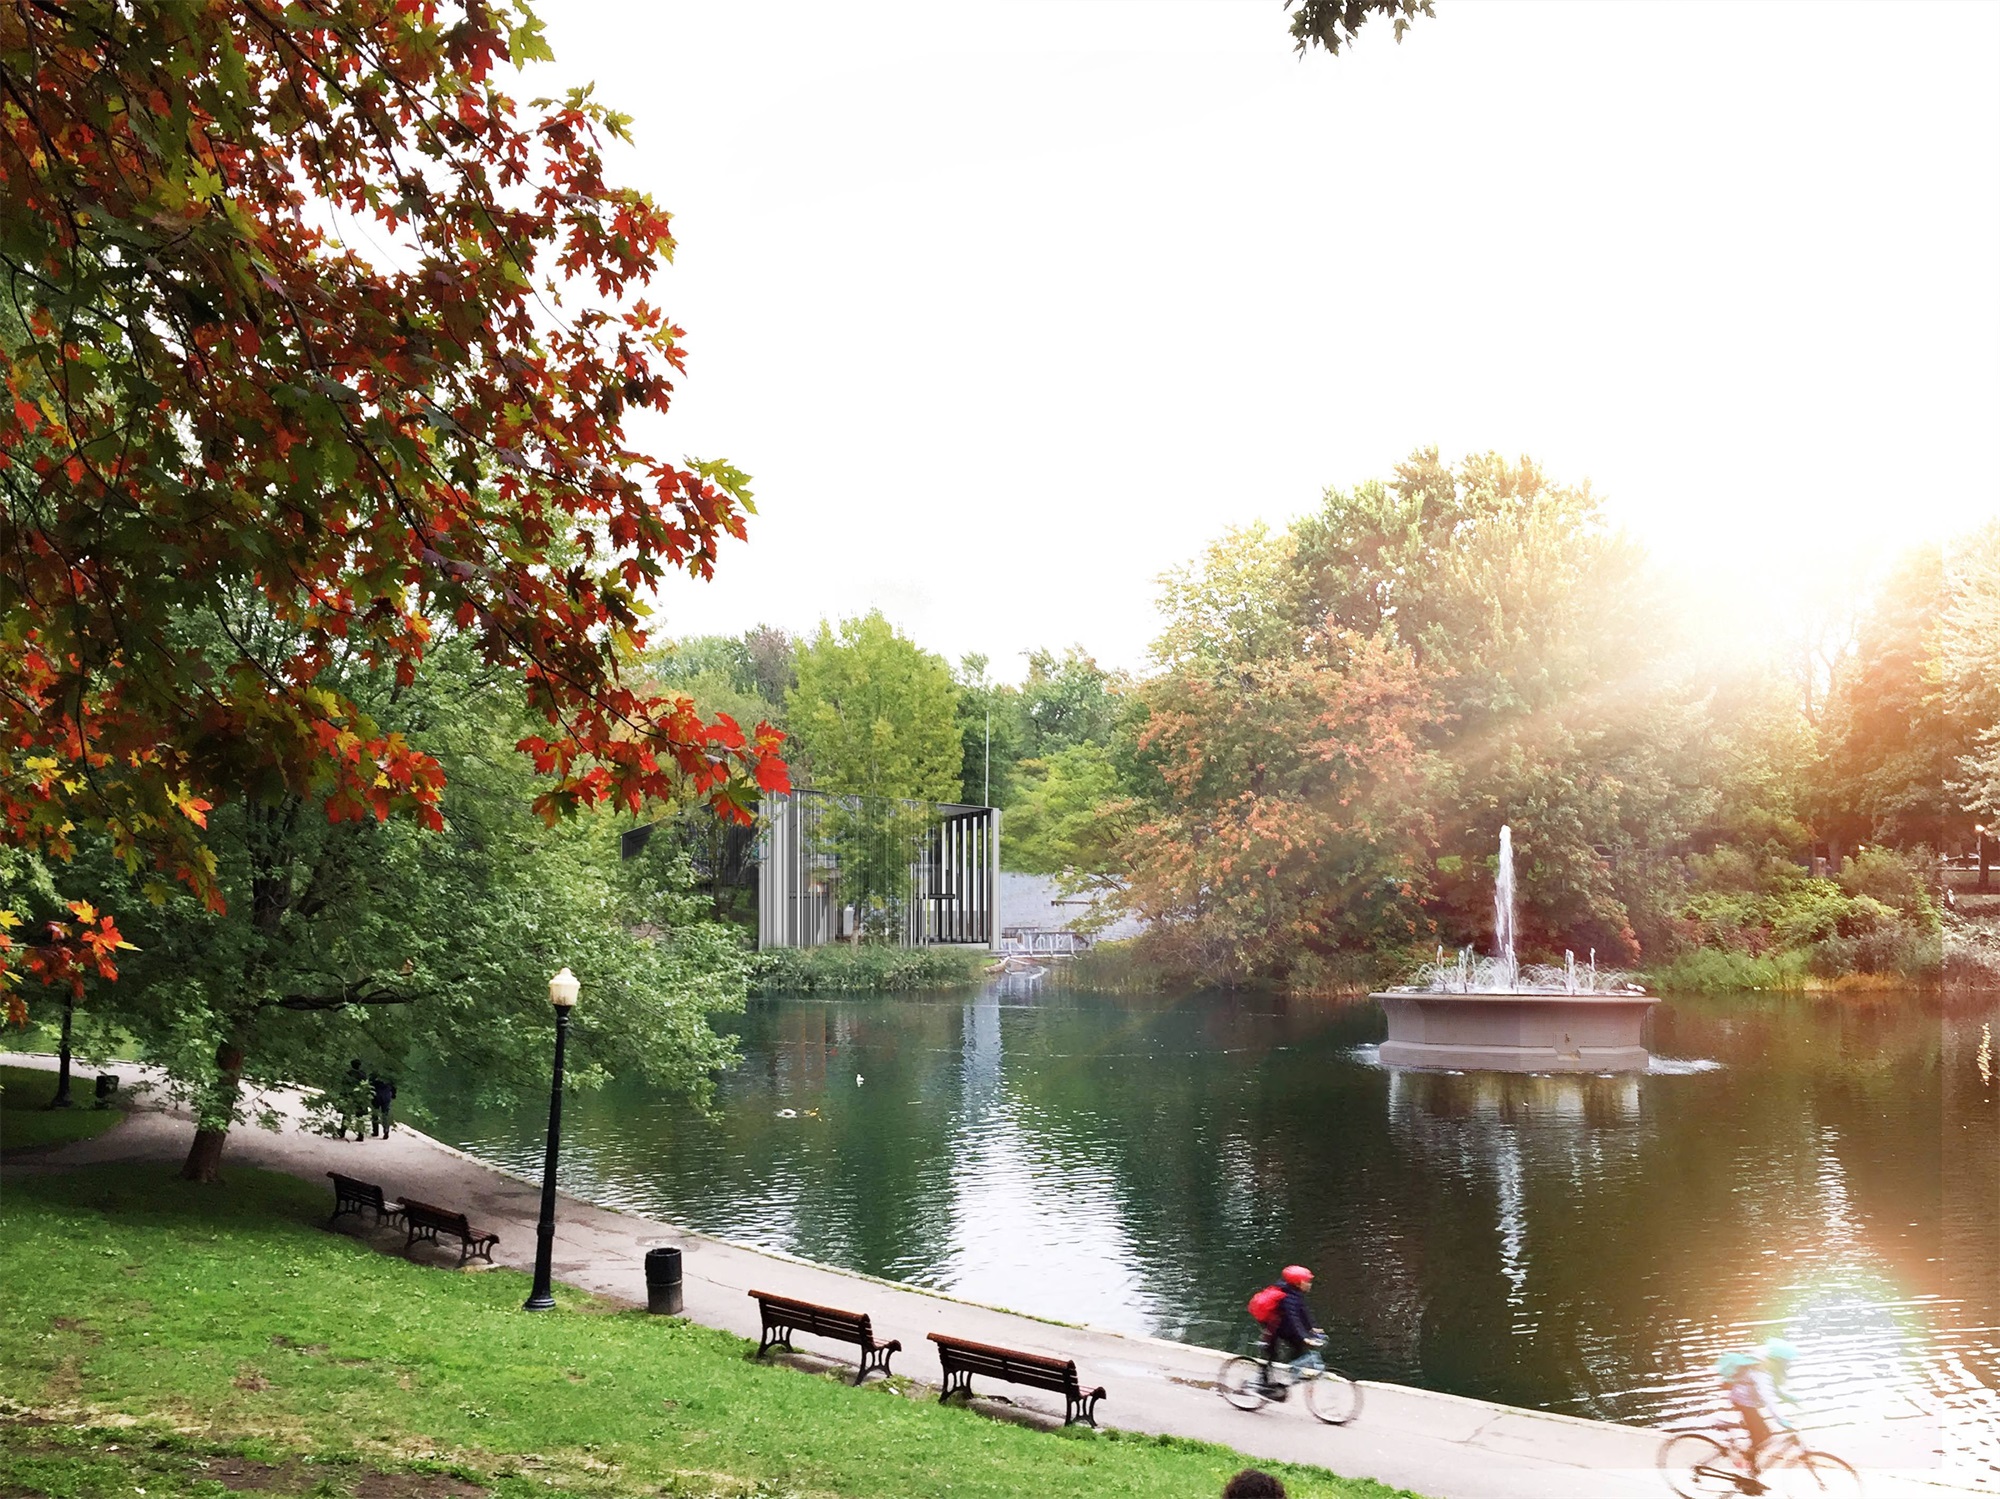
[420,986,1998,1469]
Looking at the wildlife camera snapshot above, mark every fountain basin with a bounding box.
[1373,990,1659,1072]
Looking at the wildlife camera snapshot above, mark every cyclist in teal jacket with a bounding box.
[1720,1338,1802,1477]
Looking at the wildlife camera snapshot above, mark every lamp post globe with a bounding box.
[525,967,580,1311]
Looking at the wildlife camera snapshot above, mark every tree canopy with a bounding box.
[787,613,962,805]
[1037,449,1963,991]
[0,0,786,1018]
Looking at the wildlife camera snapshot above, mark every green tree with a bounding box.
[78,633,746,1171]
[951,655,1023,808]
[1818,546,1967,853]
[787,614,962,940]
[788,614,963,803]
[1017,647,1123,759]
[1291,450,1705,962]
[646,631,790,737]
[1003,743,1132,877]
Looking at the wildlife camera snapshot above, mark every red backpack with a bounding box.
[1247,1284,1286,1329]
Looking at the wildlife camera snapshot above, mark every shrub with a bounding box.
[1768,880,1858,947]
[1685,847,1765,895]
[1943,920,2000,990]
[1838,847,1929,911]
[1065,939,1193,995]
[748,944,987,995]
[1646,947,1812,992]
[1683,890,1765,946]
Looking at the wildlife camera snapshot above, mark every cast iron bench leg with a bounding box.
[856,1344,896,1385]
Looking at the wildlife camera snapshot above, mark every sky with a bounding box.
[526,0,2000,680]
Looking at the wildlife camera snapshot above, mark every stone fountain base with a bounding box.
[1372,991,1658,1072]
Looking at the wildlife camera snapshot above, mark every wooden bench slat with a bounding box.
[748,1290,900,1385]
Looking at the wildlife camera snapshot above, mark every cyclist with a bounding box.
[1251,1265,1323,1398]
[1719,1342,1799,1481]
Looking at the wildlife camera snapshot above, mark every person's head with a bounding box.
[1281,1264,1313,1292]
[1760,1337,1798,1372]
[349,1058,364,1071]
[1222,1470,1287,1499]
[1716,1351,1758,1380]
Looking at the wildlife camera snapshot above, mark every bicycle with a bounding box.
[1657,1422,1862,1498]
[1217,1337,1363,1426]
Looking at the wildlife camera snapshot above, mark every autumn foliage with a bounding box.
[0,0,786,1011]
[1124,630,1444,986]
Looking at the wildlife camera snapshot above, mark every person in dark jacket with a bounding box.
[1259,1264,1323,1397]
[368,1072,397,1138]
[339,1059,369,1141]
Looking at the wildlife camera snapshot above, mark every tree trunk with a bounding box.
[49,996,75,1108]
[181,1023,249,1183]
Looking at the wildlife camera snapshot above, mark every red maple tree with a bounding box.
[0,1,787,1022]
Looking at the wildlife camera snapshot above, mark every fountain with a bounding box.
[1372,826,1657,1072]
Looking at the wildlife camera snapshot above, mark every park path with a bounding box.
[3,1052,1985,1499]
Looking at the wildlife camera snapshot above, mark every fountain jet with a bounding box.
[1373,827,1655,1071]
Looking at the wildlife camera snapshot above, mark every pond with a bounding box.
[420,985,1998,1461]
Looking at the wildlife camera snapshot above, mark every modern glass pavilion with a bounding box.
[755,790,1001,951]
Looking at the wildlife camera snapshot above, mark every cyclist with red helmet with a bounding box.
[1250,1265,1324,1397]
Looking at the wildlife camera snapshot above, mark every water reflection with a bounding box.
[416,986,1998,1477]
[1384,1070,1647,1338]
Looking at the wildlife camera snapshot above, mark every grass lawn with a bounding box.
[0,1164,1425,1499]
[1,1065,126,1154]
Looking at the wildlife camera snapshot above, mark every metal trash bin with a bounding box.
[644,1246,683,1315]
[93,1074,119,1106]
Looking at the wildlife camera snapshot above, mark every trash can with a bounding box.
[93,1074,119,1107]
[644,1247,683,1315]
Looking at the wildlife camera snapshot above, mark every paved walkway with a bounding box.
[3,1053,1985,1499]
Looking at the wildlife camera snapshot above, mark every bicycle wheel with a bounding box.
[1303,1366,1363,1426]
[1657,1432,1745,1498]
[1217,1356,1269,1412]
[1767,1451,1862,1499]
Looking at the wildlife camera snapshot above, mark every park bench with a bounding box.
[398,1197,498,1265]
[326,1171,403,1228]
[927,1332,1107,1427]
[748,1289,902,1384]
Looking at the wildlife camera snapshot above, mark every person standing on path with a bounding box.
[340,1059,370,1141]
[368,1071,397,1138]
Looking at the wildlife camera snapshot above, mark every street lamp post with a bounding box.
[524,966,580,1312]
